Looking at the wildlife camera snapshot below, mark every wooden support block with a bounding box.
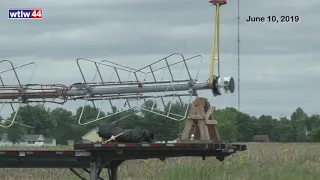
[194,97,200,106]
[180,97,221,142]
[188,115,204,119]
[181,119,194,140]
[205,120,217,125]
[205,107,214,120]
[198,120,210,140]
[211,125,221,142]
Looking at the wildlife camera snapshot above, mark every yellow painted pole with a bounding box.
[209,4,220,85]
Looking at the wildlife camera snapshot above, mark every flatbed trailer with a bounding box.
[0,142,246,180]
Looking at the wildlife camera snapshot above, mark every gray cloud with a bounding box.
[0,0,319,119]
[2,0,318,58]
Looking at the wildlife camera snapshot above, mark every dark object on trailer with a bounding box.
[98,124,154,143]
[0,142,246,180]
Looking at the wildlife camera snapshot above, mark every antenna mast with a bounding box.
[237,0,240,111]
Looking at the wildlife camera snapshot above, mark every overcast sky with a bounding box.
[1,0,319,120]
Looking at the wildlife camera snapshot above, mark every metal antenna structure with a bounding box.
[0,2,235,129]
[0,53,234,128]
[237,0,240,111]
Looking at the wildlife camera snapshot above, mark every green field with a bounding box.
[0,143,319,180]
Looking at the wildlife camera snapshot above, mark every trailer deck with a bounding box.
[0,142,246,180]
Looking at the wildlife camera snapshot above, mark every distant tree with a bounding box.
[2,97,320,144]
[235,112,255,142]
[50,108,75,144]
[219,123,237,142]
[7,124,24,144]
[290,107,308,141]
[215,107,238,141]
[310,127,320,141]
[275,117,295,142]
[9,104,56,138]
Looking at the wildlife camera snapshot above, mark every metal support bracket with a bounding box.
[69,158,124,180]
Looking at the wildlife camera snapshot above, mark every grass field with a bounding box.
[0,143,320,180]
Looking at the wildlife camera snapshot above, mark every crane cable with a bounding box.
[209,3,220,85]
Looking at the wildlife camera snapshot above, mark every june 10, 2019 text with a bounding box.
[246,15,300,23]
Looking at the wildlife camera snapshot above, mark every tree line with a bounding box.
[1,100,320,144]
